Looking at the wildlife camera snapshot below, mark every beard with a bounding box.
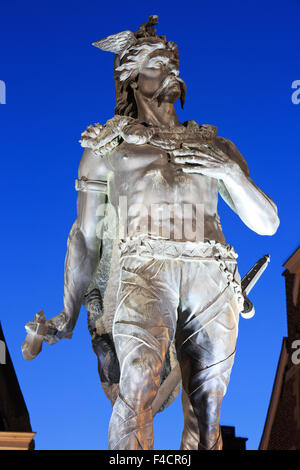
[151,74,187,109]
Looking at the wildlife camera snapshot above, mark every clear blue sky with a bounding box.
[1,0,299,450]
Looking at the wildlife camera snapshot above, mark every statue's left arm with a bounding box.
[173,138,279,236]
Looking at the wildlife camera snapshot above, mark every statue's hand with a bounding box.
[172,144,241,180]
[22,310,72,360]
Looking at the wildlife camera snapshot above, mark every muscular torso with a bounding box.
[104,141,225,243]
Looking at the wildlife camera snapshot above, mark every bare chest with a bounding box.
[110,142,169,173]
[108,142,219,208]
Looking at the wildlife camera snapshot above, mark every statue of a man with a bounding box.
[23,16,279,450]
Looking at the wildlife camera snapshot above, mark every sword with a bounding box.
[240,254,270,319]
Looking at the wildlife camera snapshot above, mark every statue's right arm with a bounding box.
[46,147,110,343]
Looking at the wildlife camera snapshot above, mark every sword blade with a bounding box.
[241,254,270,296]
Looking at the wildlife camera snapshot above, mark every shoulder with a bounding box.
[184,121,249,176]
[183,122,249,175]
[214,136,249,176]
[78,115,135,180]
[78,147,108,180]
[80,115,135,157]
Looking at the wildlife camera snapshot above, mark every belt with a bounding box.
[118,236,244,312]
[119,236,238,263]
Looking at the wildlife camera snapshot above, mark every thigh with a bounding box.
[113,256,180,365]
[176,260,240,388]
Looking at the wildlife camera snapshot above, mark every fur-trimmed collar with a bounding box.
[80,115,218,156]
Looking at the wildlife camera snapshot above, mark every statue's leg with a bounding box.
[90,327,120,406]
[109,256,179,450]
[180,388,200,449]
[177,259,241,450]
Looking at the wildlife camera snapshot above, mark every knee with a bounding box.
[119,346,163,407]
[201,380,225,400]
[125,348,162,385]
[189,378,225,417]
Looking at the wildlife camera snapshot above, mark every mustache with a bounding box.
[150,75,187,109]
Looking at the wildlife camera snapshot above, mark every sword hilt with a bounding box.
[22,310,59,361]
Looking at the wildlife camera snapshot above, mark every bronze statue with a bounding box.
[23,16,279,450]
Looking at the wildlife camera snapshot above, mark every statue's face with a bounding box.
[135,49,181,104]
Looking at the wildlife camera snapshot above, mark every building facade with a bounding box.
[0,323,35,450]
[260,246,300,449]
